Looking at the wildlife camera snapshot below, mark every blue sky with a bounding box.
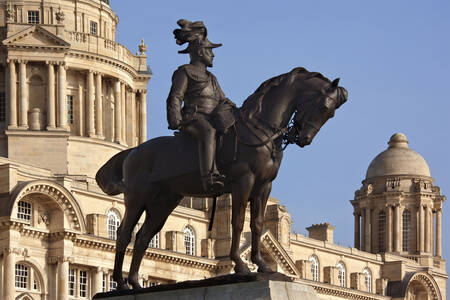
[110,1,450,260]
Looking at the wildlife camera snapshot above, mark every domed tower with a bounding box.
[351,133,445,259]
[0,0,151,177]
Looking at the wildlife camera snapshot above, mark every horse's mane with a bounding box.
[240,67,330,119]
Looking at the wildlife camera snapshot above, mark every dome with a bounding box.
[365,133,431,179]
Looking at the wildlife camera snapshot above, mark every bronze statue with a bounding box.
[96,19,348,290]
[167,20,236,192]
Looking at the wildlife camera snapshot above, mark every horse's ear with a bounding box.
[331,78,340,88]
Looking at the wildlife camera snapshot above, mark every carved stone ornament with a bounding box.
[6,4,15,23]
[56,6,65,24]
[138,39,147,55]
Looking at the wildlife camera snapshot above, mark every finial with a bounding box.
[138,39,147,56]
[388,133,409,149]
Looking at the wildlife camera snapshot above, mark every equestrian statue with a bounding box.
[96,19,348,290]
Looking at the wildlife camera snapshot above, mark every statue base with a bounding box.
[93,273,318,300]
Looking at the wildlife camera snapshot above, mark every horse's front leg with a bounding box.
[230,174,255,274]
[250,182,273,273]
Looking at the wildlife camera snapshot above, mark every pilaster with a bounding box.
[139,89,147,144]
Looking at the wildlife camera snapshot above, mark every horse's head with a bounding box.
[294,78,348,147]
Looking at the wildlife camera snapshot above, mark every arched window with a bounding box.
[336,262,346,287]
[107,210,120,240]
[402,209,411,251]
[184,226,195,256]
[363,268,372,293]
[149,232,160,248]
[14,263,41,293]
[378,211,386,252]
[309,255,319,281]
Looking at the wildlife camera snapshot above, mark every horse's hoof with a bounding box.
[257,265,274,273]
[116,283,130,290]
[234,264,251,274]
[128,278,142,290]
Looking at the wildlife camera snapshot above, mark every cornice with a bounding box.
[66,49,151,82]
[72,234,218,270]
[298,279,390,300]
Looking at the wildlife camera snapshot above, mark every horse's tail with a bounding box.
[96,148,135,196]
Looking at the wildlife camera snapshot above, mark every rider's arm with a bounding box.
[166,68,188,129]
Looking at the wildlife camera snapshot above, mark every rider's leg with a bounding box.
[182,118,223,190]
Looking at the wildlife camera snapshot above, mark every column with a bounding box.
[425,206,431,253]
[87,70,95,137]
[436,209,442,257]
[8,59,18,128]
[130,90,136,146]
[19,60,28,129]
[394,205,401,252]
[57,258,69,300]
[361,210,366,251]
[78,83,84,136]
[57,63,67,129]
[139,90,147,144]
[95,73,104,138]
[121,82,126,144]
[419,205,425,253]
[92,267,103,297]
[47,62,56,129]
[109,85,114,142]
[386,205,393,252]
[114,80,121,143]
[364,208,371,252]
[3,249,16,300]
[354,212,360,249]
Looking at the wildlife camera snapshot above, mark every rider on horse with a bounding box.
[167,20,236,192]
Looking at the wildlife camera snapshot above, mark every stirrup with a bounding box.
[202,173,225,192]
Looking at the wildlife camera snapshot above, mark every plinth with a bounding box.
[93,273,318,300]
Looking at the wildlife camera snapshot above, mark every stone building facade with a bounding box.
[0,1,446,300]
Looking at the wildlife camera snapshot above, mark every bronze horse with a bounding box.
[96,67,347,290]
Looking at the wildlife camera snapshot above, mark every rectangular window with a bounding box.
[0,92,5,122]
[149,233,159,248]
[68,269,75,296]
[15,264,28,289]
[79,270,88,297]
[67,95,74,124]
[102,274,106,292]
[28,11,39,24]
[109,278,117,291]
[17,201,32,222]
[90,21,98,35]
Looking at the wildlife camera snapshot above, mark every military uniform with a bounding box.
[166,64,235,190]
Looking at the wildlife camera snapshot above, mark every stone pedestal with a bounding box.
[94,273,318,300]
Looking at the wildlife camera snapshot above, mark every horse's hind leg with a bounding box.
[250,182,273,273]
[230,174,255,274]
[127,192,182,289]
[113,193,145,290]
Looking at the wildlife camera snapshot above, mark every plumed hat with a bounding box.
[173,19,222,54]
